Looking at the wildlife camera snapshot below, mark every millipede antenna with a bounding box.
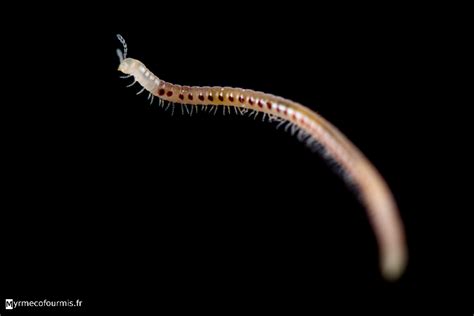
[116,34,128,63]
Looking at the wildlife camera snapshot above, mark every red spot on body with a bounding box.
[257,100,264,108]
[218,93,224,102]
[179,94,184,100]
[199,93,204,101]
[239,95,245,103]
[208,93,214,101]
[229,94,234,102]
[248,97,254,105]
[266,102,272,109]
[166,91,173,97]
[158,89,165,96]
[188,93,193,100]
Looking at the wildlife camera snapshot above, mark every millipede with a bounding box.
[115,34,407,281]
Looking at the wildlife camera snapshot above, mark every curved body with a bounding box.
[118,57,407,281]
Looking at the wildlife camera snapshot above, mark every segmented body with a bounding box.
[118,57,407,281]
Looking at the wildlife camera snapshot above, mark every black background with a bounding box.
[0,2,471,315]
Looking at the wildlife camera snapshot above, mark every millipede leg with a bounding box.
[137,87,145,95]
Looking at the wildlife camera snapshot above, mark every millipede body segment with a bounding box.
[116,36,407,281]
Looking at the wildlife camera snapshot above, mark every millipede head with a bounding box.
[117,57,140,75]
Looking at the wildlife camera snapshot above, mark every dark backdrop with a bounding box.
[0,2,471,315]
